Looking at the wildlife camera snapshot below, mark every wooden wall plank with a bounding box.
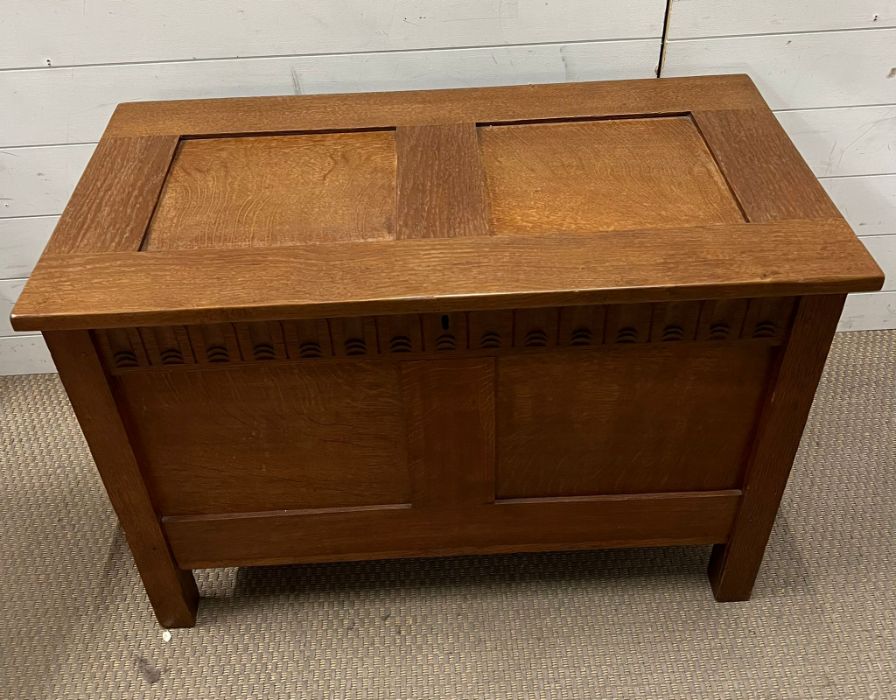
[0,216,57,278]
[0,335,55,375]
[839,291,896,331]
[859,235,896,291]
[0,0,665,68]
[663,29,896,110]
[0,0,665,69]
[0,279,26,336]
[0,40,660,149]
[666,0,896,39]
[822,175,896,236]
[0,144,94,219]
[265,39,660,104]
[777,106,896,178]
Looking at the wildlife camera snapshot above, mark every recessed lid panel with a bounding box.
[143,131,397,251]
[480,116,744,234]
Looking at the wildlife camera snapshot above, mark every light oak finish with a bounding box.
[145,131,397,249]
[114,363,410,515]
[105,75,768,138]
[481,116,744,234]
[11,76,883,627]
[44,136,179,254]
[395,124,491,240]
[11,220,881,332]
[692,109,841,222]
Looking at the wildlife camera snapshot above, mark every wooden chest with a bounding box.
[12,76,883,628]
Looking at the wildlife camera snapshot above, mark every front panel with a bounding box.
[496,345,774,497]
[95,297,794,567]
[115,362,410,516]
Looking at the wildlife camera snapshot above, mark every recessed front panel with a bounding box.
[115,362,410,515]
[480,116,744,234]
[495,343,776,497]
[144,131,397,250]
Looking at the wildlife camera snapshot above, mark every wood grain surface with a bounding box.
[708,294,847,601]
[12,220,882,331]
[114,362,410,515]
[13,78,887,623]
[401,358,495,508]
[163,491,741,569]
[496,344,774,497]
[395,124,491,240]
[43,136,178,254]
[43,330,199,627]
[144,132,397,249]
[15,75,884,334]
[692,109,841,222]
[481,116,743,234]
[105,75,767,137]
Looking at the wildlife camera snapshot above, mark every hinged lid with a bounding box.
[11,75,883,331]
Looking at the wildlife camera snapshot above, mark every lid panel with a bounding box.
[143,130,397,250]
[480,116,745,235]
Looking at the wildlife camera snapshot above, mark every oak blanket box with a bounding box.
[11,75,883,627]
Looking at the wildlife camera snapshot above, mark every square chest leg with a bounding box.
[44,330,199,629]
[708,294,845,600]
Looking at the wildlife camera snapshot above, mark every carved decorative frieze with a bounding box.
[94,298,796,373]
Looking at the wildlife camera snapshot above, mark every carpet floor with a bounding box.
[1,330,893,699]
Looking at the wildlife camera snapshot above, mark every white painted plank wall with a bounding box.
[0,336,55,376]
[0,1,664,374]
[664,1,896,333]
[1,0,665,68]
[662,30,896,110]
[775,107,896,178]
[0,41,660,148]
[0,280,27,337]
[0,217,57,279]
[665,0,896,36]
[0,145,95,218]
[822,175,896,236]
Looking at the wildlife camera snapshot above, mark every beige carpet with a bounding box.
[1,331,894,699]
